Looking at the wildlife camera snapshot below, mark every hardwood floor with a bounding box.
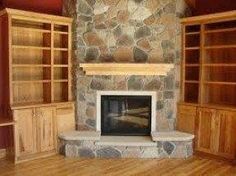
[0,155,235,176]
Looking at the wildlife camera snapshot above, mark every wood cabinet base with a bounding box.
[12,102,75,164]
[178,103,236,162]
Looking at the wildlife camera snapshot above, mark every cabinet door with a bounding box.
[196,108,216,154]
[216,110,236,159]
[56,104,75,134]
[36,107,55,152]
[177,104,197,134]
[14,109,37,157]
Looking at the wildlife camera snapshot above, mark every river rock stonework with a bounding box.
[62,0,191,131]
[59,139,193,159]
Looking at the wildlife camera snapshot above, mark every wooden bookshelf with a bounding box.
[182,18,236,107]
[10,15,72,105]
[0,8,74,163]
[185,32,200,35]
[182,24,201,103]
[205,27,236,34]
[185,47,200,50]
[179,11,236,161]
[12,26,51,33]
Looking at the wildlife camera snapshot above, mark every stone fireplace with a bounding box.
[62,0,192,132]
[59,75,194,159]
[59,0,194,159]
[97,91,156,136]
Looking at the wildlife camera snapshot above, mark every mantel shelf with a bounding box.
[80,63,174,76]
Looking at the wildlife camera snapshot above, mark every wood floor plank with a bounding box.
[0,155,235,176]
[163,157,208,175]
[218,166,236,176]
[146,158,197,175]
[2,156,70,176]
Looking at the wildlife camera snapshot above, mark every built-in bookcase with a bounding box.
[179,11,236,162]
[182,17,236,107]
[202,20,236,107]
[11,18,72,106]
[0,9,74,162]
[183,24,201,103]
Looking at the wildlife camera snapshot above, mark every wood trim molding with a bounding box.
[80,63,174,76]
[181,10,236,24]
[0,8,73,23]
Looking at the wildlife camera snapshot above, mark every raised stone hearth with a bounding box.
[59,131,194,158]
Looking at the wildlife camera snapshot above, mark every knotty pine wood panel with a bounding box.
[217,110,236,159]
[12,83,45,104]
[12,49,50,64]
[204,48,236,64]
[12,29,51,47]
[14,109,37,157]
[205,31,236,46]
[177,105,197,134]
[37,107,56,152]
[56,104,75,134]
[54,50,68,65]
[196,108,215,153]
[203,84,236,106]
[54,33,68,48]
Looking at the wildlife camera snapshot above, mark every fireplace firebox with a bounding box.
[101,95,151,136]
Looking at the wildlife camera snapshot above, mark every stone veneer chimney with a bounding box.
[62,0,191,131]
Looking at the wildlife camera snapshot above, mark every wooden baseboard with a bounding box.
[0,149,7,159]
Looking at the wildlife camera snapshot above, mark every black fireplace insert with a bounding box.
[101,95,151,136]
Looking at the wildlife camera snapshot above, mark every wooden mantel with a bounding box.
[80,63,174,76]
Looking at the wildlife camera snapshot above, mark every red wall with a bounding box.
[195,0,236,15]
[0,0,62,15]
[1,0,235,16]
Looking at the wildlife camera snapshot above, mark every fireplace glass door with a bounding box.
[101,95,151,136]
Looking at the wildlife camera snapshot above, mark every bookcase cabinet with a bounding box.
[10,18,72,105]
[0,8,75,163]
[178,11,236,161]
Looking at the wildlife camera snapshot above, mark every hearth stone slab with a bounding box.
[151,131,194,141]
[59,131,101,141]
[59,131,194,159]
